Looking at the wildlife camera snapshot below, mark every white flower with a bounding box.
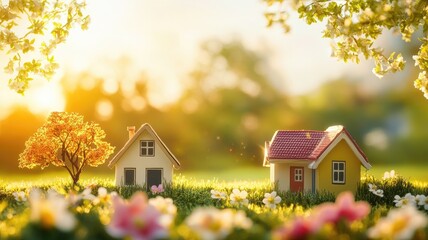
[29,188,76,231]
[229,189,249,206]
[416,195,428,210]
[67,188,96,205]
[394,193,416,207]
[368,184,384,197]
[149,196,177,228]
[12,191,27,202]
[93,187,116,205]
[383,170,396,180]
[262,191,281,209]
[185,207,252,240]
[367,205,428,240]
[210,190,227,200]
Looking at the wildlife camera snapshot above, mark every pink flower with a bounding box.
[151,184,164,194]
[106,192,167,240]
[314,191,370,224]
[274,217,316,240]
[274,192,370,239]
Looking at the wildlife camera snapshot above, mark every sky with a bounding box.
[0,0,375,119]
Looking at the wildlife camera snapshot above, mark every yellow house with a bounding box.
[108,123,181,188]
[263,125,371,194]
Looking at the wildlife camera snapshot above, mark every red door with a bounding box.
[290,167,304,192]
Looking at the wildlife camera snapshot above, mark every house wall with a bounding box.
[316,139,361,194]
[271,161,312,192]
[114,131,174,186]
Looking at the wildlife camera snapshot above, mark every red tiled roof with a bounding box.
[267,126,346,160]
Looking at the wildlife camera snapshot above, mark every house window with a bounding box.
[140,140,155,156]
[294,168,303,182]
[332,161,345,184]
[124,168,136,185]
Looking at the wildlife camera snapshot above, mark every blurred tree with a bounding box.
[175,40,297,169]
[264,0,428,99]
[18,112,114,184]
[0,0,89,94]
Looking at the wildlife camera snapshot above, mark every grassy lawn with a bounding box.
[1,164,428,184]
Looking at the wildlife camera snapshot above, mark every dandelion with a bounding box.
[149,196,177,228]
[210,190,227,200]
[229,189,249,206]
[150,184,164,194]
[185,207,252,240]
[367,205,428,240]
[368,183,384,197]
[262,191,281,209]
[12,191,27,203]
[106,192,167,240]
[383,170,396,180]
[29,188,76,231]
[394,193,416,208]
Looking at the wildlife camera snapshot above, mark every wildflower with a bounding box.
[273,217,316,240]
[368,183,384,197]
[210,190,227,200]
[314,191,370,224]
[149,196,177,228]
[29,188,76,231]
[106,192,167,240]
[415,195,428,210]
[229,189,249,206]
[367,205,428,240]
[67,188,96,205]
[262,191,281,209]
[185,207,252,240]
[383,170,396,180]
[12,191,27,202]
[394,193,416,207]
[93,187,116,205]
[151,184,164,194]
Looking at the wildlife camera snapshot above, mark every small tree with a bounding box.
[19,112,114,185]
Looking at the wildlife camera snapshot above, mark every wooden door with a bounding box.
[290,167,304,192]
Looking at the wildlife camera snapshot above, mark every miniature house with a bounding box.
[263,125,371,194]
[108,123,181,188]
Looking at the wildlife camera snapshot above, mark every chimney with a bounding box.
[127,126,136,140]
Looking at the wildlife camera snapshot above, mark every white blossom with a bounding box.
[29,188,76,231]
[368,206,428,240]
[149,196,177,228]
[394,193,416,207]
[262,191,281,209]
[229,189,249,206]
[210,190,227,200]
[368,183,384,197]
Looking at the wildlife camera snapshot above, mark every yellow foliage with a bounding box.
[18,112,114,184]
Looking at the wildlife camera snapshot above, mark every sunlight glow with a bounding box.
[27,81,65,116]
[96,99,114,121]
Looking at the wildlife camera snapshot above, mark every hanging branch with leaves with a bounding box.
[264,0,428,98]
[0,0,89,94]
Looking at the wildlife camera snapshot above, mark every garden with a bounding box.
[0,170,427,240]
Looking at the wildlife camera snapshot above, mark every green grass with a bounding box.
[363,164,428,182]
[1,172,428,239]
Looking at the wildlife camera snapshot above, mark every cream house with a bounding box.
[108,123,181,188]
